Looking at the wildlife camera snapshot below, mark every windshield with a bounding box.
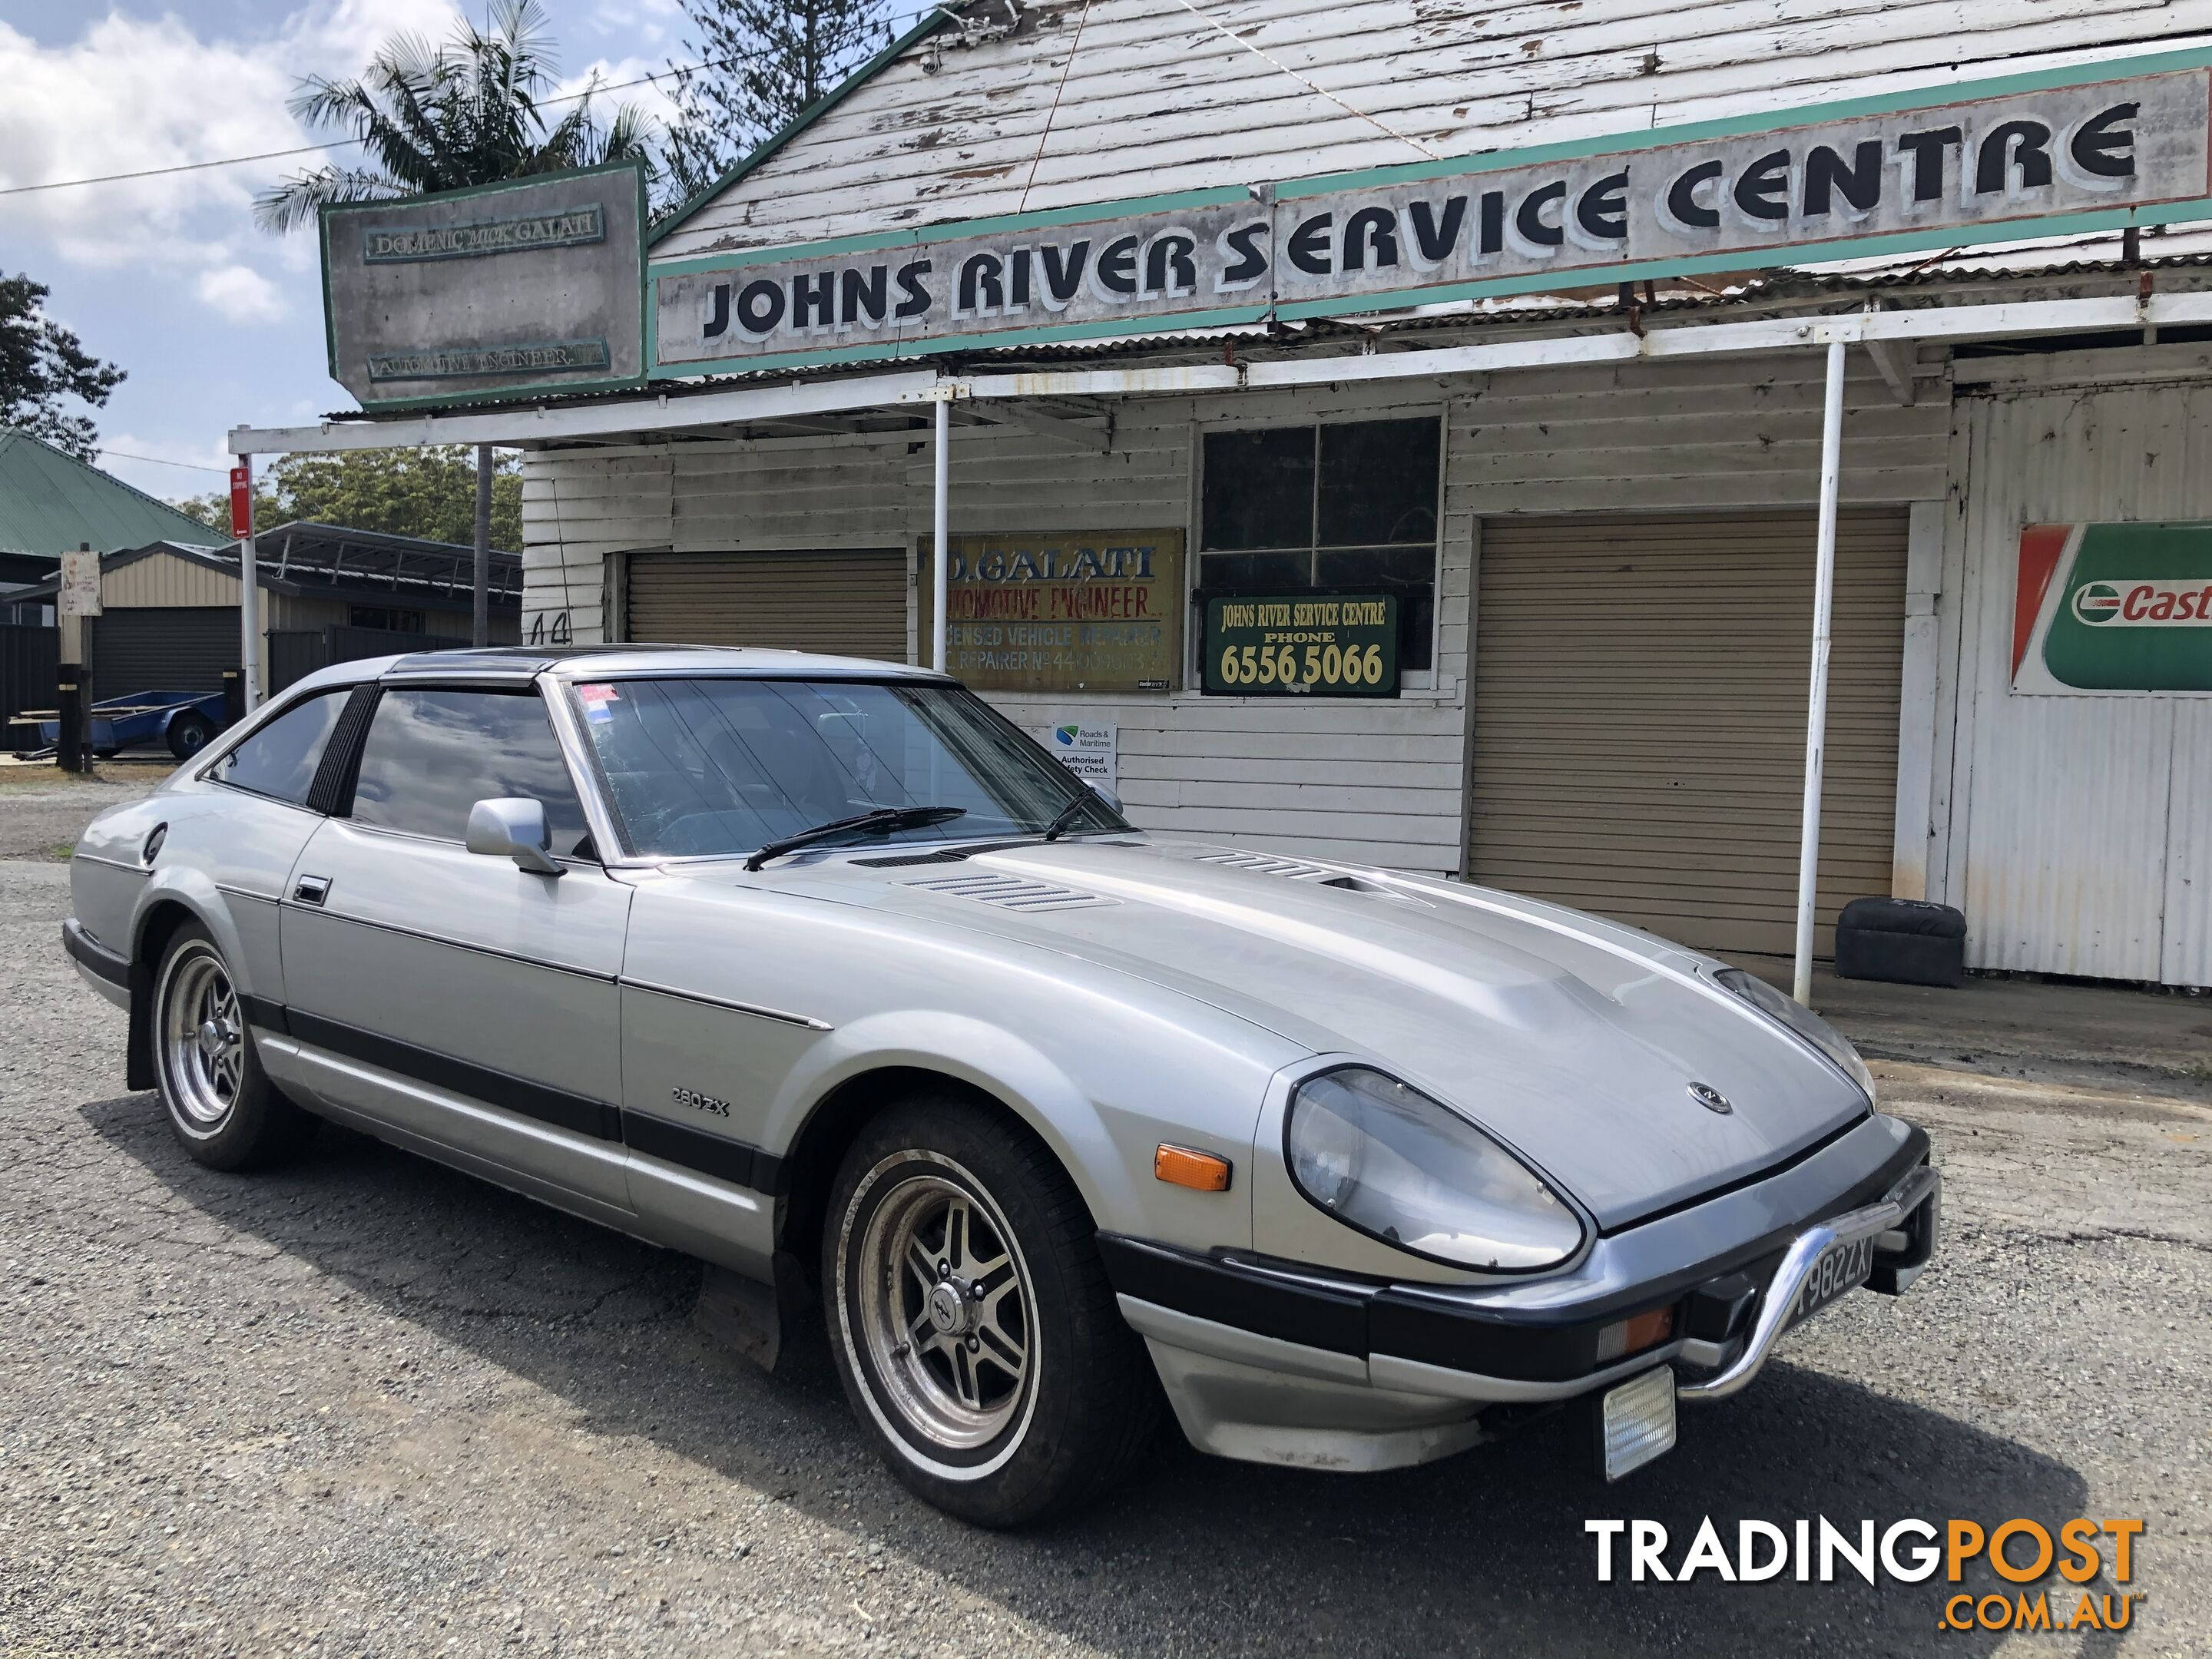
[567,676,1124,859]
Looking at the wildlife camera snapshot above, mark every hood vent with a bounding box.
[1193,849,1402,897]
[1194,850,1343,882]
[905,872,1118,912]
[851,840,1031,867]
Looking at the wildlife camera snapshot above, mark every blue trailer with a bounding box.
[13,689,227,760]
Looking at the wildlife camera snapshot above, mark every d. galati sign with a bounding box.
[653,64,2212,371]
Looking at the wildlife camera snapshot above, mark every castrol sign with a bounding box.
[2014,522,2212,694]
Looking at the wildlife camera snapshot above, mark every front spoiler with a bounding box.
[1104,1114,1942,1469]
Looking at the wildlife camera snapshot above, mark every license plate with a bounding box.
[1786,1235,1873,1330]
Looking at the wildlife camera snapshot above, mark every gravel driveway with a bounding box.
[3,841,2206,1656]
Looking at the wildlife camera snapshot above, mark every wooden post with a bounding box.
[55,666,83,772]
[55,541,99,772]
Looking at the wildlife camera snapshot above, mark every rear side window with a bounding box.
[349,688,592,856]
[208,690,347,806]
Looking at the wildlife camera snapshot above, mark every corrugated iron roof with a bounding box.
[10,522,522,613]
[0,429,224,560]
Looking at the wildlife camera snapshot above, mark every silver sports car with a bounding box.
[64,646,1939,1525]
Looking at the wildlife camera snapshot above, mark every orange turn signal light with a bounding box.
[1154,1144,1232,1192]
[1594,1305,1676,1363]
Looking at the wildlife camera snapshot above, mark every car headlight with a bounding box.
[1284,1067,1584,1272]
[1712,968,1875,1101]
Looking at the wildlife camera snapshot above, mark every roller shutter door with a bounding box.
[627,550,907,662]
[1468,509,1908,962]
[91,608,239,695]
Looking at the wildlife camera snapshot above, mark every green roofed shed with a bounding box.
[0,429,221,567]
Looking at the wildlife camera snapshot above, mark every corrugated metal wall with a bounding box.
[525,352,1947,875]
[655,0,2212,260]
[1939,379,2212,986]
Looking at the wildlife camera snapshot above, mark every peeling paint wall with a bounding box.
[655,0,2212,261]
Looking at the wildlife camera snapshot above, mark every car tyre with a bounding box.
[151,923,317,1171]
[824,1096,1160,1527]
[165,711,216,760]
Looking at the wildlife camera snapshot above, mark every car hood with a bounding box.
[740,836,1869,1228]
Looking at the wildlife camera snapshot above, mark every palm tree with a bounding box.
[255,0,660,234]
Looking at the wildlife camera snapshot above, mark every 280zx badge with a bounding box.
[672,1086,730,1118]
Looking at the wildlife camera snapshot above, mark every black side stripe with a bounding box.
[265,1001,779,1191]
[622,1111,782,1194]
[239,993,290,1034]
[286,1008,623,1144]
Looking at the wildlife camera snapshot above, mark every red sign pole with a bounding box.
[229,463,252,539]
[232,458,259,711]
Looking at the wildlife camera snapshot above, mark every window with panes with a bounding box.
[1197,416,1440,682]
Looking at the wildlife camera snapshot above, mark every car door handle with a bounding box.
[293,874,330,906]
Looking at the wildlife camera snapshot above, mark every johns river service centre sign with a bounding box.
[320,49,2212,405]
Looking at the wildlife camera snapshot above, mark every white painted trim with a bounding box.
[1864,338,1917,407]
[1891,499,1947,901]
[231,292,2212,457]
[931,396,950,672]
[969,402,1111,452]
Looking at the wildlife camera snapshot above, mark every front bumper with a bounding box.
[1102,1113,1940,1472]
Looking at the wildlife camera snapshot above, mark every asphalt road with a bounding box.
[3,813,2208,1654]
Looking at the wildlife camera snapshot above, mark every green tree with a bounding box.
[172,447,522,551]
[0,274,125,461]
[664,0,892,201]
[254,0,662,233]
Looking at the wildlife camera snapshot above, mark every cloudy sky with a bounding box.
[0,0,689,503]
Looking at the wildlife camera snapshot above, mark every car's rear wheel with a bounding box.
[823,1097,1159,1526]
[152,924,317,1171]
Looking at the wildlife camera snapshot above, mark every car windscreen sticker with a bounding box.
[2011,522,2212,696]
[577,682,621,722]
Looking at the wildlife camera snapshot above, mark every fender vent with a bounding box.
[904,872,1118,912]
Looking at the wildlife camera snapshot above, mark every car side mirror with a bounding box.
[465,797,563,876]
[1089,781,1123,815]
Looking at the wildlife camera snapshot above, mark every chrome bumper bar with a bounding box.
[1676,1161,1941,1403]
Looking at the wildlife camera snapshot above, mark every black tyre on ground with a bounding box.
[165,711,216,760]
[823,1095,1160,1527]
[151,923,319,1171]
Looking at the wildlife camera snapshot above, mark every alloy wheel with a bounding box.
[851,1164,1035,1453]
[159,945,244,1129]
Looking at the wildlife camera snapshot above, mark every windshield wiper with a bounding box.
[745,805,967,871]
[1040,793,1105,842]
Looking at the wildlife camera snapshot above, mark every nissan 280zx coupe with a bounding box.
[63,645,1941,1525]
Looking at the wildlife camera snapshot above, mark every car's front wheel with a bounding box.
[823,1097,1159,1526]
[152,923,318,1171]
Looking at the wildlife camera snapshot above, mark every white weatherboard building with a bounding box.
[237,0,2212,990]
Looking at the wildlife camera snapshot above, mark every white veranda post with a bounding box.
[932,396,951,672]
[1793,338,1849,1006]
[238,455,260,712]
